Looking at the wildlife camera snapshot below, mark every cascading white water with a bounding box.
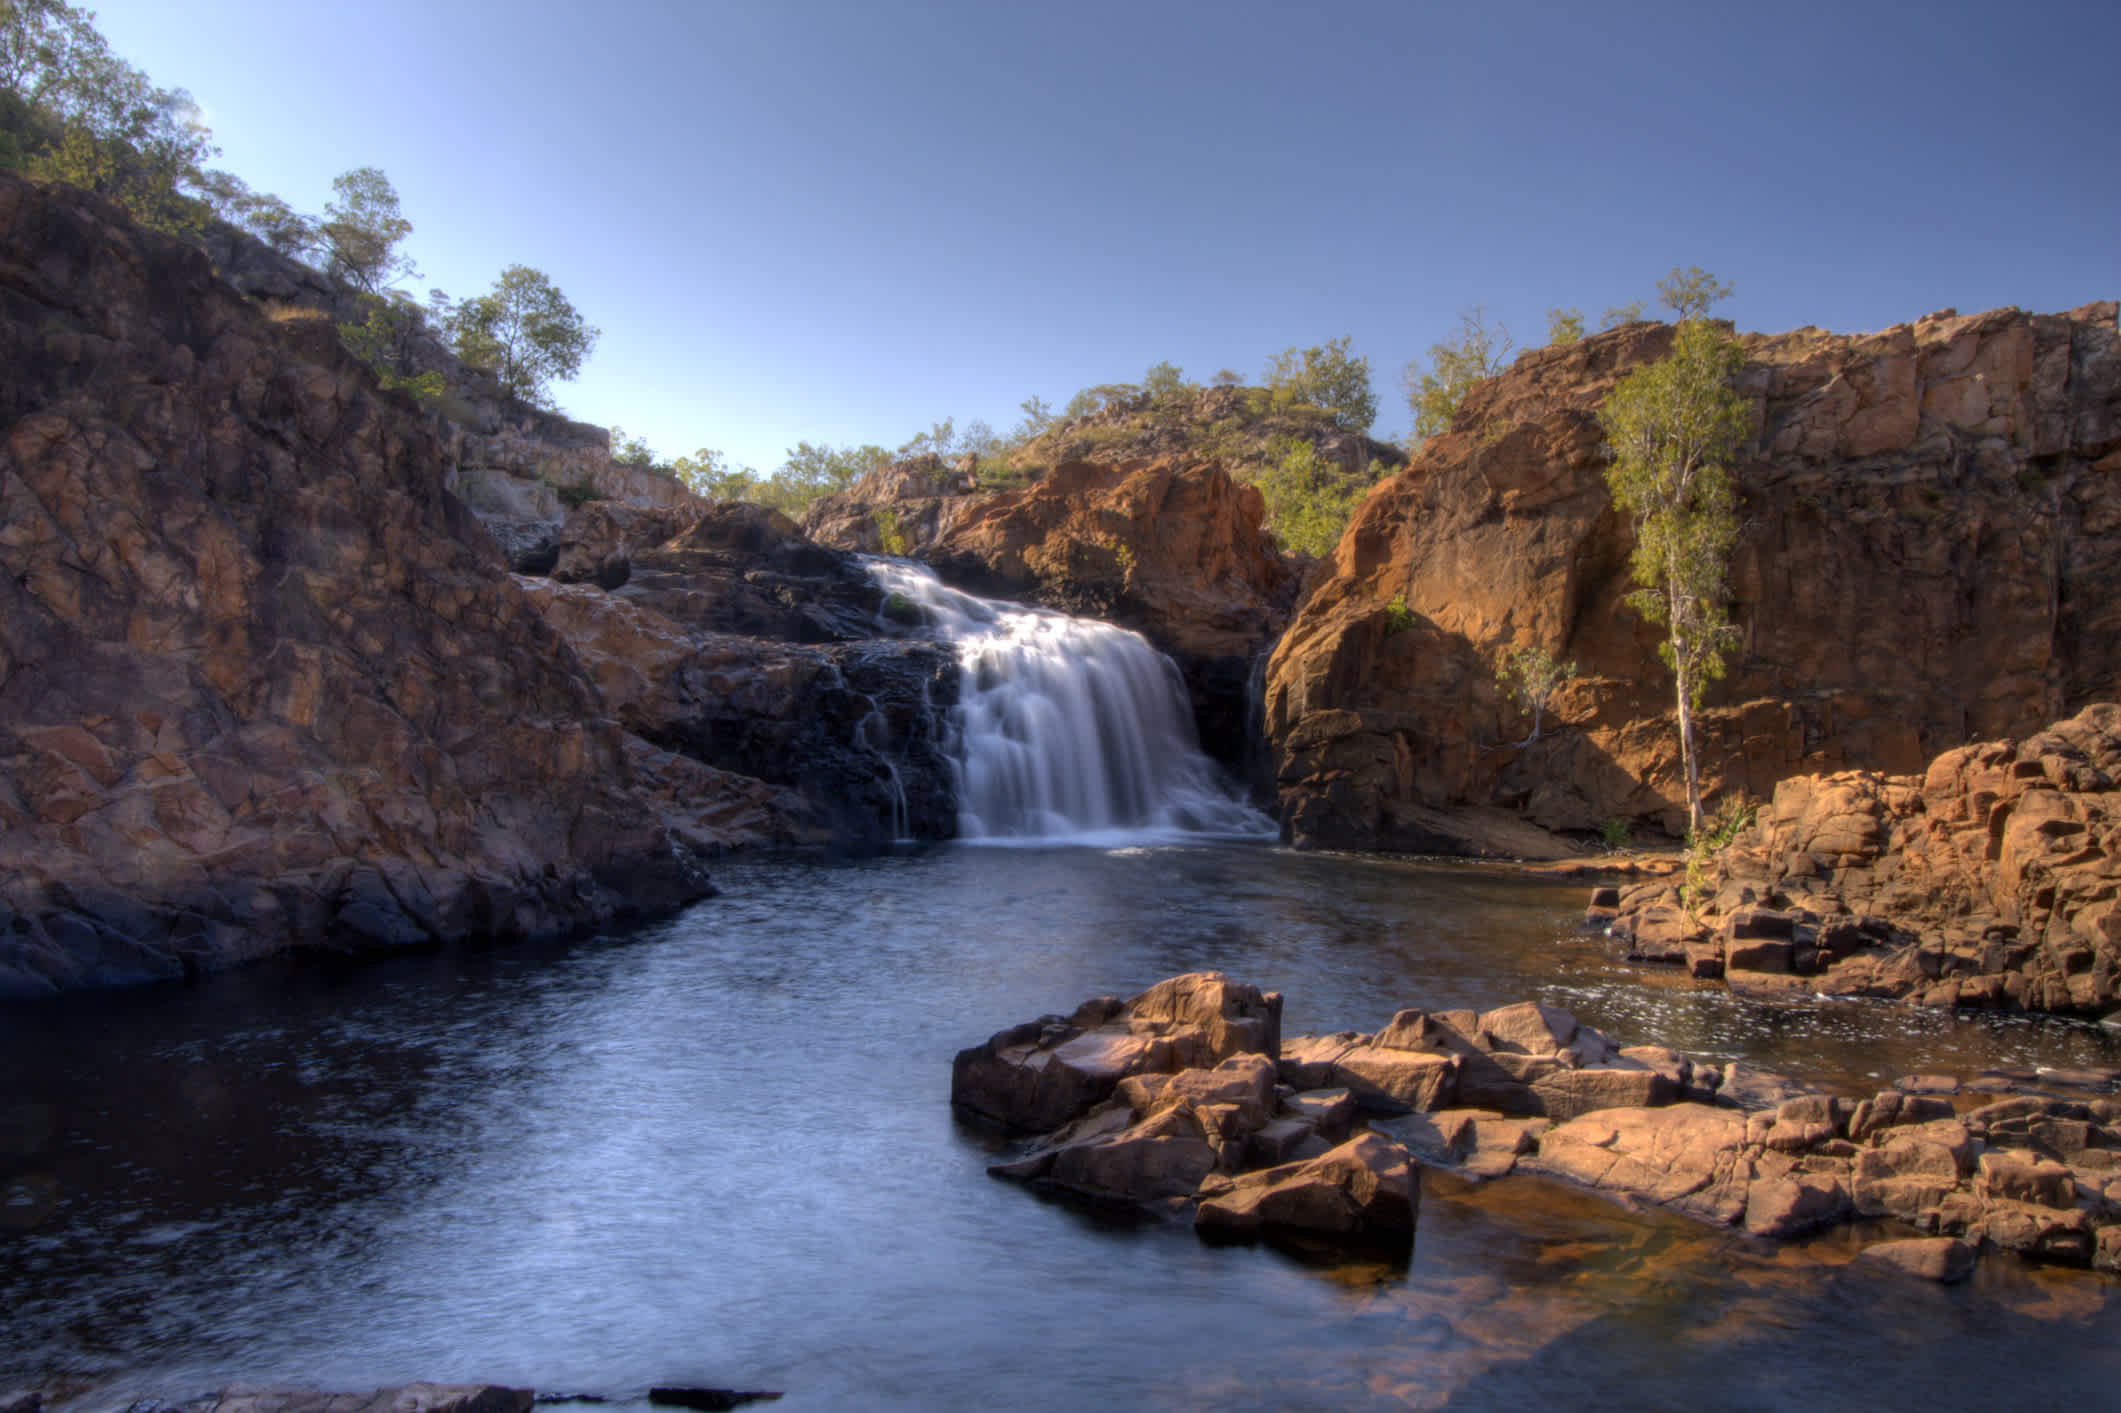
[868,559,1277,845]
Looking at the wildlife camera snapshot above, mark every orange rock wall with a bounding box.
[1265,304,2121,851]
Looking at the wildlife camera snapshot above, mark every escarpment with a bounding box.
[1264,304,2121,856]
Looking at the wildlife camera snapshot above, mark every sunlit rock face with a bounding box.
[1265,303,2121,854]
[0,171,709,994]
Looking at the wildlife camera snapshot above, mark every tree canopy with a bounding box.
[1597,319,1750,833]
[1404,307,1513,441]
[321,166,416,294]
[1263,336,1377,433]
[1657,266,1735,322]
[449,264,598,406]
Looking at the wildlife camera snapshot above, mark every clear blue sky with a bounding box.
[90,0,2121,470]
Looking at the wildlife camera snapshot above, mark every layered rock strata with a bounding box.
[1266,304,2121,855]
[959,973,2121,1278]
[1605,704,2121,1016]
[804,457,1298,766]
[0,173,717,994]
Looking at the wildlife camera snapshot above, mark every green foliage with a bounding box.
[1546,307,1585,346]
[1383,598,1414,635]
[1141,359,1191,406]
[1657,265,1734,322]
[872,507,910,556]
[1263,336,1377,432]
[449,263,598,406]
[1600,300,1647,330]
[1496,644,1579,743]
[2,0,218,235]
[1599,816,1631,851]
[1404,307,1513,441]
[1253,435,1370,558]
[881,591,921,626]
[1598,319,1750,833]
[336,294,443,407]
[1688,795,1755,853]
[1016,394,1054,436]
[555,483,599,511]
[670,448,760,502]
[200,168,315,256]
[320,166,416,294]
[782,440,888,500]
[1211,368,1243,388]
[609,426,659,470]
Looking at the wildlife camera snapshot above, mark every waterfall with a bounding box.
[867,559,1277,845]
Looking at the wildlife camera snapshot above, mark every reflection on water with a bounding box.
[1,843,2117,1411]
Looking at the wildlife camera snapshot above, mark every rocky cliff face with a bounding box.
[1265,304,2121,855]
[0,172,729,994]
[803,456,1298,765]
[1606,704,2121,1018]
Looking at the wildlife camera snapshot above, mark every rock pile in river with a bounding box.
[1604,703,2121,1018]
[957,972,2121,1278]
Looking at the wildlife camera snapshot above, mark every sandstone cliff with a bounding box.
[0,173,732,994]
[802,456,1298,765]
[1266,304,2121,855]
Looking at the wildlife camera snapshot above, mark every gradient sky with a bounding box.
[88,0,2121,471]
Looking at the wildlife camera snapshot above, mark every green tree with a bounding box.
[1600,300,1647,330]
[671,448,761,502]
[199,169,314,256]
[1404,307,1512,441]
[1252,436,1378,558]
[1263,336,1376,432]
[1597,319,1750,834]
[1657,265,1734,322]
[450,264,598,405]
[779,440,889,500]
[1546,307,1585,346]
[3,1,216,234]
[1497,645,1578,743]
[320,166,415,293]
[1015,394,1054,435]
[1142,359,1190,405]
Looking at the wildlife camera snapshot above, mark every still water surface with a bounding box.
[4,843,2119,1410]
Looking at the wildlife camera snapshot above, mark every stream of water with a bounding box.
[4,845,2119,1411]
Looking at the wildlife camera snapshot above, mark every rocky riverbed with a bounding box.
[956,971,2121,1279]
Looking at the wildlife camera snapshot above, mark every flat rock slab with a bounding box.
[1854,1237,1977,1283]
[1527,1105,1751,1225]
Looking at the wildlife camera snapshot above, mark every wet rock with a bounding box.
[1194,1132,1418,1243]
[1855,1237,1977,1283]
[646,1390,781,1411]
[1743,1173,1851,1239]
[1711,1063,1814,1112]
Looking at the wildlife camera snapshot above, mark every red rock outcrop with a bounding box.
[1265,304,2121,855]
[1609,703,2121,1016]
[0,172,718,994]
[804,457,1299,764]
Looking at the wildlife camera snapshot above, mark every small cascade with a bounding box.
[868,559,1277,845]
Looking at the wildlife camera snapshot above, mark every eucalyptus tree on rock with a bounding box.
[1596,319,1750,835]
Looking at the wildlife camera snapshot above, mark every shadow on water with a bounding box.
[2,841,2117,1411]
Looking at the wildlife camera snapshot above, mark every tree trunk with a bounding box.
[1674,662,1703,837]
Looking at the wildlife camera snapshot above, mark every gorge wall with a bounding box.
[0,173,945,996]
[1266,304,2121,855]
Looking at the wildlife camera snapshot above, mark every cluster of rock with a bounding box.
[1264,303,2121,856]
[1603,704,2121,1017]
[803,456,1298,766]
[956,972,2121,1279]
